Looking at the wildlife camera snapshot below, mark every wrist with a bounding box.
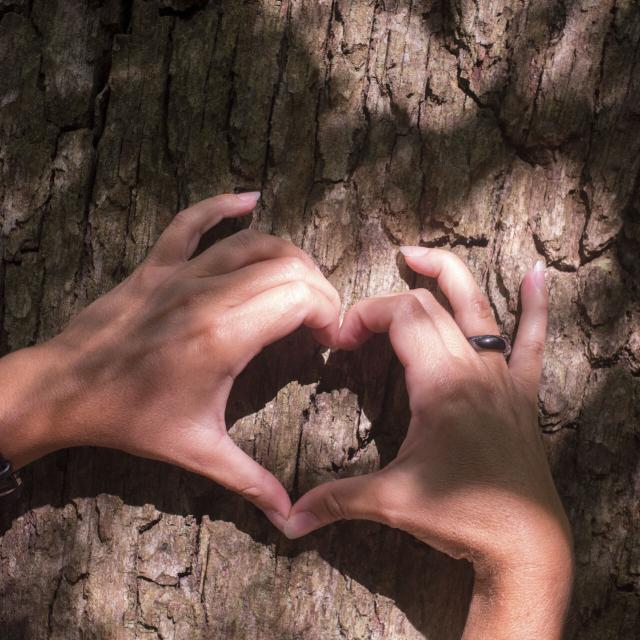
[0,340,79,470]
[464,512,574,640]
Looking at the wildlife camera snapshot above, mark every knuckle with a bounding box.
[541,298,549,315]
[202,314,228,345]
[178,294,227,343]
[397,293,426,317]
[324,488,348,521]
[445,251,466,267]
[412,287,432,299]
[439,250,468,273]
[231,228,261,248]
[179,284,207,312]
[280,255,309,279]
[410,288,435,307]
[128,262,160,291]
[469,292,494,321]
[171,209,192,229]
[238,483,263,502]
[286,279,313,304]
[440,363,504,413]
[443,372,467,397]
[526,337,546,359]
[437,367,475,402]
[475,364,500,395]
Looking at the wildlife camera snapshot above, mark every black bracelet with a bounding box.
[0,454,23,498]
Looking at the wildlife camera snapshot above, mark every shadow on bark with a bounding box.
[1,0,639,637]
[0,326,637,639]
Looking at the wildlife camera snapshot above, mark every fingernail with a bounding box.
[283,511,321,539]
[265,509,287,532]
[400,245,429,257]
[236,191,261,205]
[533,259,546,289]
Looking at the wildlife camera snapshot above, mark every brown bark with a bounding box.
[1,0,639,638]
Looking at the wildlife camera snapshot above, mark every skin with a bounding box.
[285,246,574,639]
[0,193,342,530]
[0,194,573,637]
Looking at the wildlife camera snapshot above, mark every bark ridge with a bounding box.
[1,1,639,638]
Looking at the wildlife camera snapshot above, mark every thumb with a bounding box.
[284,472,390,539]
[182,433,292,532]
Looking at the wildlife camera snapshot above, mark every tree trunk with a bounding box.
[1,0,639,638]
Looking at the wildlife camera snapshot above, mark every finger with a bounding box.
[408,288,479,359]
[509,260,548,403]
[187,228,318,276]
[284,472,391,539]
[196,255,341,314]
[338,289,470,357]
[223,280,341,373]
[399,247,500,338]
[337,292,445,368]
[146,192,261,266]
[336,293,451,403]
[184,432,292,532]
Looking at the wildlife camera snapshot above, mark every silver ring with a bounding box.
[467,335,511,357]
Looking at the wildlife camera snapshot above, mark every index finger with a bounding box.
[399,246,501,338]
[146,192,261,266]
[336,292,448,393]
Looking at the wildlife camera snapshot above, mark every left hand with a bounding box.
[0,193,341,532]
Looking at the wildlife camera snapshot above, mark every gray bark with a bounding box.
[0,0,639,638]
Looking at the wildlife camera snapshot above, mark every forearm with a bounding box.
[0,341,74,469]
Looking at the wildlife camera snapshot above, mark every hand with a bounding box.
[284,247,573,639]
[0,193,341,531]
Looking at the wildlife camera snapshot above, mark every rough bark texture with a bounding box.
[1,0,639,638]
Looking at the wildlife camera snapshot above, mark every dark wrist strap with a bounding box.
[0,454,22,498]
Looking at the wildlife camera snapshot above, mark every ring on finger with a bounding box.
[467,334,511,357]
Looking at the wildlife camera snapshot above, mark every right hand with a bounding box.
[0,193,341,532]
[285,248,572,638]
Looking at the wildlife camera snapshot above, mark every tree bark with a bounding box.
[1,0,639,638]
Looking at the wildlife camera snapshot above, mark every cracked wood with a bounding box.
[1,1,639,638]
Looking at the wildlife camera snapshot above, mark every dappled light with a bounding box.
[1,1,638,638]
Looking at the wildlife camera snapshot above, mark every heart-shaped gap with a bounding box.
[225,327,411,502]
